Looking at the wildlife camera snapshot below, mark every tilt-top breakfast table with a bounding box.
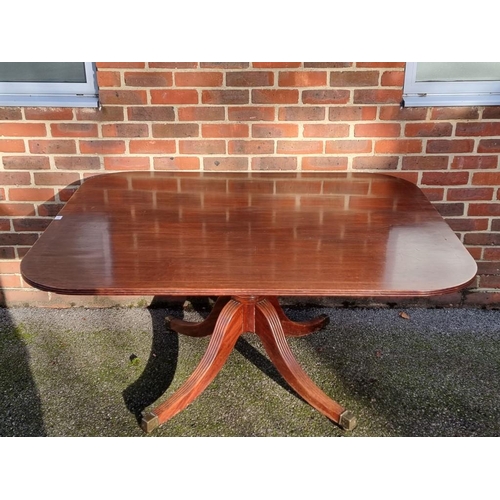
[21,171,477,433]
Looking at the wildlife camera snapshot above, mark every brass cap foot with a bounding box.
[141,411,159,433]
[339,410,357,431]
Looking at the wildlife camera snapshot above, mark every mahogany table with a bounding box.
[21,171,477,433]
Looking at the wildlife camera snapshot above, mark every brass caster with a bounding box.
[141,411,159,433]
[339,410,357,431]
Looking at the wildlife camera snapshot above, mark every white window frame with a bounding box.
[0,62,99,107]
[403,62,500,107]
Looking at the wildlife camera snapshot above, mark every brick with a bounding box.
[128,106,175,121]
[228,107,275,121]
[326,140,372,154]
[381,71,405,86]
[492,219,500,231]
[479,275,500,288]
[456,122,500,136]
[3,156,50,170]
[0,260,20,273]
[0,123,46,136]
[405,123,452,137]
[175,72,223,87]
[202,90,249,104]
[0,274,22,288]
[0,203,35,216]
[129,140,176,154]
[203,157,248,171]
[9,188,54,201]
[80,140,126,154]
[34,172,81,186]
[179,140,225,154]
[451,156,498,170]
[24,108,73,120]
[375,139,422,154]
[102,124,149,137]
[447,218,489,232]
[302,157,348,170]
[38,203,64,217]
[477,261,500,275]
[422,171,469,186]
[103,157,150,170]
[178,106,225,121]
[303,124,349,137]
[0,217,9,230]
[279,71,327,87]
[305,63,352,68]
[50,123,98,137]
[447,188,494,201]
[225,71,274,87]
[0,107,22,120]
[433,203,464,217]
[330,71,379,86]
[420,187,444,201]
[13,217,52,232]
[483,108,500,119]
[353,89,402,104]
[278,107,324,121]
[352,156,399,170]
[97,62,145,68]
[302,90,350,104]
[149,62,198,69]
[152,123,199,138]
[54,157,101,170]
[124,71,172,86]
[99,90,147,105]
[201,63,249,69]
[59,188,78,201]
[379,106,427,121]
[202,124,249,138]
[0,139,24,152]
[0,247,15,259]
[276,141,322,154]
[467,203,500,216]
[29,140,76,154]
[402,156,449,170]
[356,62,405,68]
[355,123,400,137]
[252,124,298,138]
[228,140,274,154]
[153,157,200,170]
[477,139,500,153]
[472,172,500,185]
[254,62,302,68]
[329,106,377,121]
[0,172,31,185]
[75,107,124,122]
[426,140,474,154]
[464,232,500,246]
[430,108,480,120]
[251,157,297,170]
[0,289,51,306]
[96,70,121,87]
[483,248,500,260]
[252,89,299,104]
[150,89,198,104]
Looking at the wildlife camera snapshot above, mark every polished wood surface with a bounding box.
[21,171,477,433]
[21,171,477,297]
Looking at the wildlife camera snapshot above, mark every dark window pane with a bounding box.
[0,62,87,83]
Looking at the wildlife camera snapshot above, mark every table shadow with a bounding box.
[0,288,47,436]
[122,305,180,423]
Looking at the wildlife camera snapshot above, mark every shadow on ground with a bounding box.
[1,300,499,437]
[0,288,46,436]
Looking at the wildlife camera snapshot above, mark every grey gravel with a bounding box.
[1,303,499,437]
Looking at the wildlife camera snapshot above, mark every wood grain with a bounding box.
[21,172,477,298]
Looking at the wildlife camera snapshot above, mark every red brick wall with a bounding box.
[1,62,499,307]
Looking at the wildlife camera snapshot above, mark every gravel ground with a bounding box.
[1,302,500,437]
